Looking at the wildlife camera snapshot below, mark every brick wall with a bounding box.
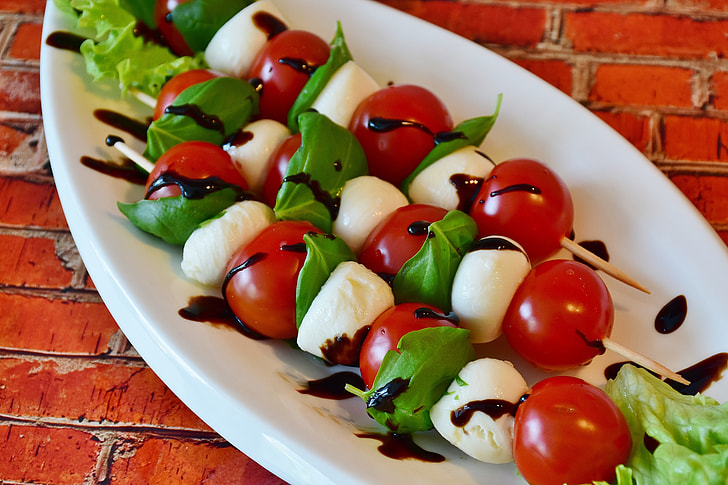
[377,0,728,244]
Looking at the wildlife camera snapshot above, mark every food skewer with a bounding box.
[106,136,155,174]
[129,87,156,109]
[602,338,689,385]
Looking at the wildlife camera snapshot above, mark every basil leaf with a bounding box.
[296,233,356,328]
[119,0,156,28]
[172,0,254,53]
[401,94,502,196]
[392,210,477,311]
[358,326,475,434]
[117,188,239,245]
[144,76,258,161]
[287,21,353,132]
[274,111,368,232]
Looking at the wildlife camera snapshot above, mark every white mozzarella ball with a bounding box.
[431,358,528,464]
[451,236,530,343]
[310,61,380,128]
[181,200,275,286]
[225,119,290,194]
[204,0,289,78]
[297,261,394,365]
[408,145,494,210]
[332,175,409,254]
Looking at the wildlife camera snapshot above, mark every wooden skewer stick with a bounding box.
[105,135,155,174]
[561,237,650,294]
[129,87,156,109]
[603,338,689,386]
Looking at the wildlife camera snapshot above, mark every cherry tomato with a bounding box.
[359,302,458,389]
[154,0,194,57]
[261,132,302,207]
[223,220,323,340]
[469,158,574,264]
[247,30,330,124]
[153,69,223,120]
[502,259,614,371]
[145,141,248,200]
[513,376,632,485]
[348,84,453,187]
[358,204,449,279]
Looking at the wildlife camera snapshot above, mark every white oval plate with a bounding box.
[41,0,728,483]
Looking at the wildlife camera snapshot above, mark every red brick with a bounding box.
[661,115,728,161]
[711,71,728,111]
[0,424,100,484]
[564,11,728,59]
[109,437,285,485]
[593,110,652,153]
[377,1,548,46]
[590,64,694,108]
[0,234,74,288]
[0,293,118,354]
[0,120,46,172]
[512,58,573,95]
[0,68,40,114]
[0,358,209,428]
[7,22,42,61]
[672,0,728,11]
[669,173,728,225]
[0,177,68,229]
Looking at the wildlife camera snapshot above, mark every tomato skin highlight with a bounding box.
[502,259,614,371]
[154,0,194,57]
[469,158,573,264]
[358,204,449,279]
[144,141,248,200]
[248,30,331,124]
[358,302,457,389]
[348,84,453,187]
[153,69,223,121]
[513,376,632,485]
[223,220,323,340]
[261,132,302,207]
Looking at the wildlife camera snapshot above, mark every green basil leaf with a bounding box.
[296,233,356,328]
[392,210,478,311]
[287,21,353,132]
[119,0,156,28]
[172,0,254,53]
[274,111,368,232]
[117,188,239,245]
[401,94,502,196]
[144,76,258,161]
[357,326,475,434]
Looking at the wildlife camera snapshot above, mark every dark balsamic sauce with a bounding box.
[407,220,430,236]
[80,156,147,185]
[252,11,288,39]
[450,399,518,427]
[145,171,248,200]
[368,117,434,137]
[279,57,318,76]
[45,31,87,53]
[321,326,370,366]
[165,103,225,134]
[643,434,660,453]
[490,183,541,197]
[469,236,522,253]
[281,242,307,253]
[223,130,254,150]
[655,295,687,334]
[413,307,459,325]
[449,173,483,212]
[572,240,609,270]
[282,172,340,219]
[94,109,149,142]
[355,432,445,463]
[366,378,410,414]
[298,372,365,400]
[178,295,267,340]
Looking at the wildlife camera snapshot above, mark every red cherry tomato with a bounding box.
[223,220,323,340]
[153,69,223,120]
[145,141,248,200]
[247,30,330,124]
[502,259,614,371]
[262,132,302,207]
[469,158,574,264]
[359,204,449,279]
[348,84,453,187]
[359,302,457,389]
[154,0,194,57]
[513,376,632,485]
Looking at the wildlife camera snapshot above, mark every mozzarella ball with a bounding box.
[225,119,290,194]
[310,60,380,128]
[204,0,289,78]
[332,175,409,254]
[181,200,275,286]
[408,145,494,210]
[451,236,530,343]
[431,358,528,464]
[297,261,394,366]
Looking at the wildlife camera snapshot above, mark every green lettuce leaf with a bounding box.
[605,365,728,485]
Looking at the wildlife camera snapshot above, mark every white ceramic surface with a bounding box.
[40,1,728,484]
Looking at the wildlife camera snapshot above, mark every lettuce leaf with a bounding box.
[605,365,728,485]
